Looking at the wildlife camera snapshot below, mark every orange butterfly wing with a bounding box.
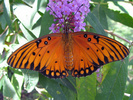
[71,32,129,77]
[7,32,129,78]
[7,33,68,78]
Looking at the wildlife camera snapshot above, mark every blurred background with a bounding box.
[0,0,133,100]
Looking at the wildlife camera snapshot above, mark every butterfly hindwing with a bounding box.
[7,33,68,78]
[40,40,69,78]
[72,41,98,77]
[71,32,129,77]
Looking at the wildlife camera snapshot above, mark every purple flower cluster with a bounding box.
[46,0,90,33]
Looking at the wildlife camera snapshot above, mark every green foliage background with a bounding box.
[0,0,133,100]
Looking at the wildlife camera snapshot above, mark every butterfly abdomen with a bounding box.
[65,51,73,70]
[63,33,74,70]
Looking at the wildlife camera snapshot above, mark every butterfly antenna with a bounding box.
[74,4,84,16]
[69,4,84,21]
[47,5,60,18]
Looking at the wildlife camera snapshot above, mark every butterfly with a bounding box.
[7,31,129,78]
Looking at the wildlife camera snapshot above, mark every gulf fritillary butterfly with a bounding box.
[7,1,129,78]
[7,31,129,78]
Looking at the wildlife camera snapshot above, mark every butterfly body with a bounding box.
[63,33,74,70]
[7,32,129,78]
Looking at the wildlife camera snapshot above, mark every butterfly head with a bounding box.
[46,0,90,33]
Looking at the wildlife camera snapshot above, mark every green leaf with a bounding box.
[29,0,42,26]
[92,4,108,29]
[21,69,39,93]
[61,85,76,100]
[55,77,76,93]
[40,11,54,36]
[123,79,133,100]
[22,0,47,14]
[96,57,129,100]
[3,0,13,31]
[19,23,36,41]
[105,8,133,28]
[0,14,6,30]
[108,1,133,17]
[56,76,77,100]
[39,74,67,100]
[11,73,24,98]
[32,17,42,38]
[86,12,107,36]
[41,89,53,98]
[92,0,103,2]
[108,0,124,1]
[129,91,133,100]
[67,75,76,87]
[3,75,20,100]
[0,72,4,90]
[0,29,9,54]
[76,73,97,100]
[17,33,28,45]
[22,0,35,5]
[129,57,133,65]
[13,4,40,30]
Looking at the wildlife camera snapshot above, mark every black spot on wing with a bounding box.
[101,46,104,50]
[36,39,41,47]
[32,52,36,56]
[94,35,100,43]
[84,34,87,38]
[87,47,89,50]
[88,38,91,42]
[44,41,48,45]
[47,36,51,40]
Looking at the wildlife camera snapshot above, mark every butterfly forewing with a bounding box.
[7,33,69,78]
